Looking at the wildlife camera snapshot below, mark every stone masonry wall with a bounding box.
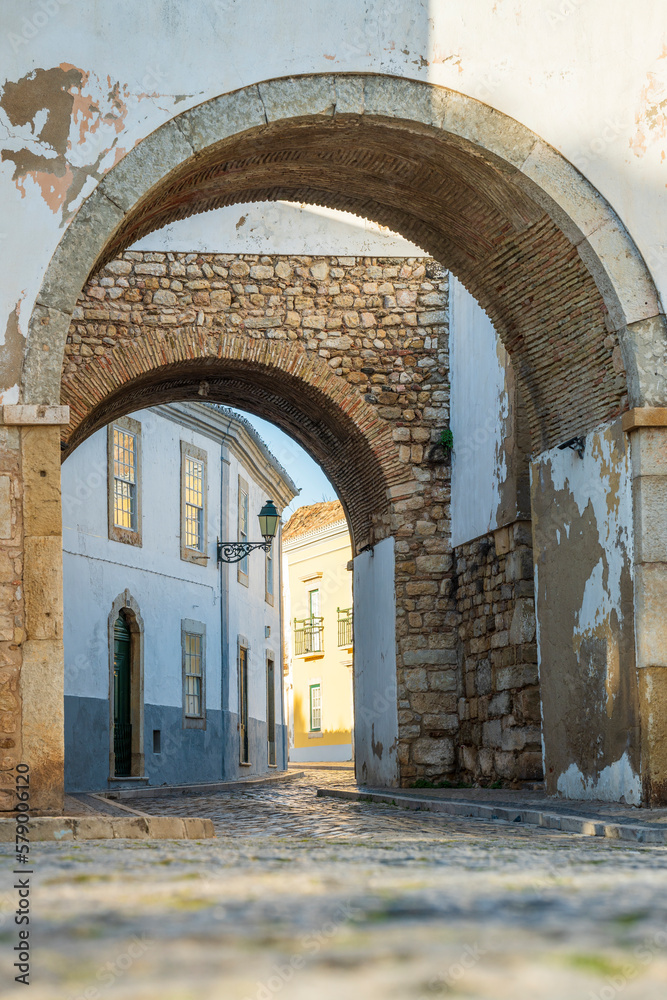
[0,426,23,811]
[62,251,542,789]
[454,521,543,786]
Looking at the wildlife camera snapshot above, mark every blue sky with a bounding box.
[230,409,337,520]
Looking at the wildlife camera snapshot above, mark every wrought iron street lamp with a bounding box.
[217,499,280,564]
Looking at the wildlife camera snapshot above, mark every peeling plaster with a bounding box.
[557,753,642,805]
[0,303,26,397]
[532,420,639,799]
[0,65,141,223]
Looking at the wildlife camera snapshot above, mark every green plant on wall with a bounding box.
[440,427,454,452]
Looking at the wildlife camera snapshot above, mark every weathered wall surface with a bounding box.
[130,202,423,258]
[450,276,530,547]
[454,522,542,786]
[69,251,460,785]
[2,0,667,409]
[62,251,450,551]
[0,426,24,810]
[354,536,399,786]
[531,419,639,803]
[62,404,291,789]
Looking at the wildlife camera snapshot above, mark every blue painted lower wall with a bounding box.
[222,711,287,780]
[65,696,287,792]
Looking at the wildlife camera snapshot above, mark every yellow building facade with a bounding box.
[282,503,354,762]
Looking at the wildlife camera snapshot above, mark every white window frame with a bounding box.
[107,416,142,546]
[182,618,206,730]
[181,441,208,564]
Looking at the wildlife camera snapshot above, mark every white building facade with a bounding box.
[62,402,297,792]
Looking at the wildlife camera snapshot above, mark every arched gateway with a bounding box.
[6,74,667,812]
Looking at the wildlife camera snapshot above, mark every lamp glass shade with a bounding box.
[258,500,279,541]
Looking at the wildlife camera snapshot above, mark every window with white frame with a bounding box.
[309,683,322,732]
[181,442,207,562]
[107,416,142,545]
[184,456,204,550]
[182,619,206,729]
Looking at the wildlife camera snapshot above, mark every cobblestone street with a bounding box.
[2,768,667,1000]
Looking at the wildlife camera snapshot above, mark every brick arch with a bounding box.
[62,330,405,550]
[24,74,665,452]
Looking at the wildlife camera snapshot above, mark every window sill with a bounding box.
[239,761,252,766]
[308,733,324,739]
[300,653,325,661]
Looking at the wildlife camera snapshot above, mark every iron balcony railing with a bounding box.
[337,607,353,647]
[294,616,324,655]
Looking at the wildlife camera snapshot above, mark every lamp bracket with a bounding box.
[217,539,271,564]
[557,436,586,459]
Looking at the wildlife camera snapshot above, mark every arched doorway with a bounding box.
[108,592,144,781]
[15,74,667,810]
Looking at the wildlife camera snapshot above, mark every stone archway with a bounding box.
[8,74,667,811]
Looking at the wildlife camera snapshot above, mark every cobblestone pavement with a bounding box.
[2,769,667,1000]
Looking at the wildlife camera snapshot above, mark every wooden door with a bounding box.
[239,646,249,764]
[113,614,132,776]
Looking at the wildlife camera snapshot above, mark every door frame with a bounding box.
[108,590,145,779]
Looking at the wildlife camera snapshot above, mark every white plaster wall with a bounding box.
[62,406,283,726]
[353,536,399,786]
[131,202,422,256]
[2,0,667,397]
[62,409,223,709]
[225,447,283,725]
[450,276,510,546]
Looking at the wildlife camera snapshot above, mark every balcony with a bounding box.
[294,616,324,655]
[337,607,353,647]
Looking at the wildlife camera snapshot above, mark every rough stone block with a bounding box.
[517,687,542,723]
[29,817,74,841]
[183,817,215,839]
[494,526,510,555]
[177,87,266,152]
[634,564,667,670]
[516,752,544,781]
[506,549,533,582]
[488,692,511,717]
[0,477,11,539]
[630,426,667,479]
[411,737,455,768]
[428,670,458,693]
[493,751,518,779]
[496,664,539,691]
[22,426,62,537]
[24,537,63,640]
[509,598,536,645]
[403,649,457,667]
[73,817,115,840]
[259,76,336,121]
[404,668,428,692]
[20,640,63,812]
[476,660,492,696]
[482,719,502,749]
[110,817,150,839]
[634,476,667,564]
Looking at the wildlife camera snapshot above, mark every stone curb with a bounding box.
[0,815,215,842]
[100,769,303,800]
[317,788,667,845]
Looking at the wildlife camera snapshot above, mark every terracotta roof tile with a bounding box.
[282,501,346,542]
